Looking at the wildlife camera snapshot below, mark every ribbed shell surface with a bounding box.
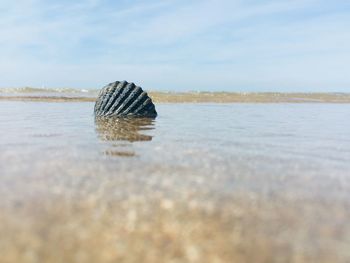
[94,81,157,118]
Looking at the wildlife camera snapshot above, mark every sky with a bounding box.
[0,0,349,91]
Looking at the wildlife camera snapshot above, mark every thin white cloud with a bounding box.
[0,0,349,91]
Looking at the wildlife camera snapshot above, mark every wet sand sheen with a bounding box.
[0,102,350,262]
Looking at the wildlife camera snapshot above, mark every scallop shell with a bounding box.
[94,81,157,118]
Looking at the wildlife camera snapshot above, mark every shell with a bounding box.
[94,81,157,118]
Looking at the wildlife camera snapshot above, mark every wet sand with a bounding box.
[0,89,350,103]
[0,100,350,262]
[2,171,349,263]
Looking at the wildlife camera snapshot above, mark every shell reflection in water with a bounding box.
[95,117,155,157]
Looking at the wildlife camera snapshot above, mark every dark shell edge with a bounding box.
[94,81,157,118]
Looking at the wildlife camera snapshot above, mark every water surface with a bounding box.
[1,101,350,263]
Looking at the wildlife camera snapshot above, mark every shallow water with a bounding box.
[1,101,350,263]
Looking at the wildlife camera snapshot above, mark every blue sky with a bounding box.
[0,0,349,91]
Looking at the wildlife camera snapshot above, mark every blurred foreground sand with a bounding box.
[1,159,349,263]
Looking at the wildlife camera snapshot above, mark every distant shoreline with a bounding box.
[1,92,350,103]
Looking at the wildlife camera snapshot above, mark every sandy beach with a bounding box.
[1,96,350,262]
[2,0,350,261]
[1,89,350,103]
